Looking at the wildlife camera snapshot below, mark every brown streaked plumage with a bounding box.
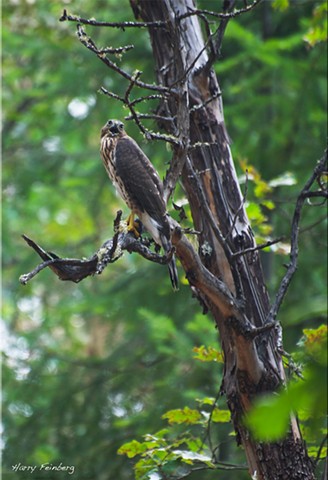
[100,119,178,290]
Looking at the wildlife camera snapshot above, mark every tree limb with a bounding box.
[59,8,166,29]
[267,151,328,323]
[19,214,173,285]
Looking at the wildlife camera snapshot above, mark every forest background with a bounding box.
[2,0,327,479]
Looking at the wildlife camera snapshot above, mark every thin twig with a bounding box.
[97,45,134,54]
[190,91,222,113]
[76,24,172,94]
[177,0,263,22]
[124,113,175,123]
[59,9,166,29]
[99,87,125,102]
[232,211,327,258]
[232,236,286,258]
[315,434,328,466]
[130,94,164,106]
[200,389,221,457]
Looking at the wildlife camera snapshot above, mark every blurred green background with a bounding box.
[2,1,327,479]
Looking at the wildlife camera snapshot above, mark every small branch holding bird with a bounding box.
[19,212,174,286]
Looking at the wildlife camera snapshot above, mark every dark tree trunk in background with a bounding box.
[132,1,315,478]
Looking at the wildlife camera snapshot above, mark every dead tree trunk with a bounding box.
[133,1,315,478]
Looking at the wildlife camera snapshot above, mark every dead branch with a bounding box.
[267,151,328,324]
[189,91,222,112]
[177,0,263,22]
[100,82,180,146]
[75,24,172,94]
[20,219,246,328]
[59,9,166,29]
[19,214,173,286]
[204,0,237,72]
[232,236,286,258]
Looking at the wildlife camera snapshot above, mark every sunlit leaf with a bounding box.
[304,2,328,47]
[211,408,231,423]
[272,0,289,11]
[162,407,202,425]
[118,440,148,458]
[172,449,214,466]
[269,172,297,187]
[193,345,224,363]
[307,445,327,459]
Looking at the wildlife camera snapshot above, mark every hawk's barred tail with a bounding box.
[160,233,179,291]
[168,258,179,292]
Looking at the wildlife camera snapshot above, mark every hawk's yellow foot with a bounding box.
[127,212,141,238]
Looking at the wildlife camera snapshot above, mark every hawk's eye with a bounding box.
[118,123,124,131]
[107,120,113,127]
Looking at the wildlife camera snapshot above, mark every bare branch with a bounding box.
[19,215,173,285]
[124,113,175,123]
[267,151,328,323]
[97,44,134,54]
[189,91,222,113]
[129,93,164,107]
[59,9,166,29]
[232,236,286,258]
[204,0,237,72]
[76,24,172,94]
[232,212,327,258]
[99,86,125,103]
[20,223,242,327]
[177,0,263,22]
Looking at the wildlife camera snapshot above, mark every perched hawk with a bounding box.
[100,119,178,290]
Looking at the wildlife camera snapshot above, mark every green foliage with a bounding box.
[303,2,328,47]
[119,429,215,479]
[117,349,233,478]
[192,345,224,363]
[163,407,203,425]
[245,325,327,446]
[272,0,290,12]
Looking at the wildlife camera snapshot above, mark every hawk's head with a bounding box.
[101,119,125,138]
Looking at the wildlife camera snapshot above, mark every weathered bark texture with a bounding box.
[132,1,315,478]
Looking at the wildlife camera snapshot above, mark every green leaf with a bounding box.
[162,407,202,425]
[193,345,224,363]
[172,449,214,467]
[269,172,297,187]
[261,199,275,210]
[196,396,216,406]
[118,440,148,458]
[304,2,328,47]
[246,202,267,224]
[211,408,231,423]
[134,458,159,480]
[307,445,327,459]
[272,0,289,11]
[244,393,291,441]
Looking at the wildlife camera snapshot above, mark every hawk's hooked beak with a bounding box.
[101,120,124,138]
[109,124,120,135]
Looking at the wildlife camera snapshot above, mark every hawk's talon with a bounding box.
[127,213,141,238]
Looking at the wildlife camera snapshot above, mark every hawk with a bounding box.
[100,119,179,290]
